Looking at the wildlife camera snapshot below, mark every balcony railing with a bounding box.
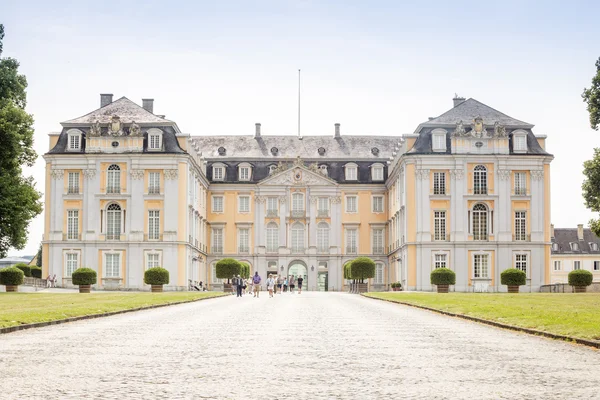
[291,210,305,218]
[432,234,450,241]
[372,247,385,255]
[67,187,80,195]
[63,233,81,240]
[472,234,489,241]
[266,210,278,218]
[238,246,250,254]
[346,246,358,255]
[514,188,527,196]
[106,233,122,241]
[212,246,223,254]
[148,186,161,195]
[513,234,531,242]
[106,186,121,194]
[144,234,163,241]
[317,210,329,218]
[473,187,488,195]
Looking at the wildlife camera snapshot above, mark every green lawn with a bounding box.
[364,292,600,341]
[0,292,227,329]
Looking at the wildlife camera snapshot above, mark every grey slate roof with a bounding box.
[61,97,174,125]
[191,135,402,160]
[552,228,600,254]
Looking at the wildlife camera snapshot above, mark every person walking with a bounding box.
[252,271,262,298]
[283,277,288,293]
[277,275,284,294]
[235,275,243,297]
[297,275,304,294]
[232,275,239,296]
[266,275,275,298]
[289,275,296,293]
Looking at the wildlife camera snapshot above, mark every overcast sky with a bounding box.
[2,0,600,256]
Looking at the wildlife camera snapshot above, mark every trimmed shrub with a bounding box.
[568,270,593,287]
[144,267,170,286]
[0,267,25,286]
[71,268,97,286]
[350,257,376,283]
[500,268,526,286]
[239,262,250,279]
[14,263,31,278]
[430,268,456,285]
[215,258,241,282]
[391,282,402,289]
[30,266,42,279]
[343,261,353,280]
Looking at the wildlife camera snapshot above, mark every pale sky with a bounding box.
[2,0,600,256]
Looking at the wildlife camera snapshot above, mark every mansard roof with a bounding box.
[552,228,600,254]
[191,135,402,160]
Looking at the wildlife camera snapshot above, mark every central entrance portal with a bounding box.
[288,261,308,291]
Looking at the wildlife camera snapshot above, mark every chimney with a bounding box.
[577,224,584,241]
[142,98,154,114]
[334,123,341,138]
[550,224,555,238]
[100,93,113,108]
[255,123,261,138]
[453,94,466,108]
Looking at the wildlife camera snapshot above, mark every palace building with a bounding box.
[42,94,553,292]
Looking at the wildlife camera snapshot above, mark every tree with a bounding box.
[349,257,376,283]
[215,258,241,284]
[582,148,600,236]
[0,24,42,258]
[36,242,42,267]
[582,57,600,131]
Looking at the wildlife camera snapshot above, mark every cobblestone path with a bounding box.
[0,292,599,399]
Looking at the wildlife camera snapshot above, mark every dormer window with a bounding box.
[371,163,384,181]
[147,128,163,151]
[212,163,226,181]
[268,165,277,175]
[513,130,527,153]
[319,165,328,176]
[431,128,447,152]
[67,129,82,151]
[345,163,358,181]
[238,163,252,181]
[591,243,599,251]
[570,242,579,251]
[552,243,559,251]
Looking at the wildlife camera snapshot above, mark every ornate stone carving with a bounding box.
[129,169,144,180]
[497,169,510,180]
[107,115,124,136]
[452,120,467,137]
[450,169,464,180]
[129,121,141,136]
[50,169,64,179]
[89,120,101,137]
[470,116,487,138]
[415,169,430,180]
[307,162,319,173]
[254,195,266,203]
[531,170,544,181]
[82,169,97,179]
[293,156,303,167]
[330,196,342,204]
[278,196,287,204]
[493,122,507,138]
[309,196,318,204]
[164,169,178,180]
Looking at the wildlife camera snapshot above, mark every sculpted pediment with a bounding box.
[259,165,337,187]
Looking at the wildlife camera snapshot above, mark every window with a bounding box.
[371,164,384,181]
[346,229,357,254]
[148,210,160,240]
[148,129,163,150]
[68,172,80,194]
[67,210,79,240]
[432,130,447,152]
[238,164,251,181]
[212,264,222,284]
[317,222,330,253]
[238,196,250,213]
[472,204,488,241]
[106,203,122,240]
[107,164,121,194]
[553,261,561,271]
[146,253,160,269]
[552,243,559,251]
[148,172,160,194]
[212,164,225,181]
[212,228,223,254]
[346,196,358,213]
[594,261,600,271]
[514,172,526,196]
[591,243,599,251]
[292,193,304,216]
[212,196,224,213]
[266,223,278,252]
[434,211,446,241]
[67,130,82,151]
[515,253,528,275]
[238,228,249,253]
[434,253,447,269]
[374,263,384,284]
[570,242,579,251]
[372,196,384,213]
[65,253,78,277]
[291,222,305,252]
[573,260,581,270]
[473,254,489,278]
[515,211,527,241]
[372,229,384,254]
[433,172,446,195]
[266,197,278,217]
[317,197,329,217]
[473,165,487,195]
[105,253,120,277]
[513,133,527,152]
[345,163,358,180]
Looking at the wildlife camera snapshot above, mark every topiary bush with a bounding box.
[568,269,593,287]
[30,266,42,279]
[71,268,97,285]
[14,263,31,278]
[500,268,526,286]
[0,267,25,286]
[343,261,353,280]
[144,267,169,286]
[350,257,376,283]
[215,258,241,283]
[430,268,456,285]
[239,262,250,279]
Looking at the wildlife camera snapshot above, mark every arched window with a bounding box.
[266,222,278,253]
[107,164,121,194]
[106,203,122,240]
[473,165,487,195]
[317,222,330,253]
[472,203,488,241]
[291,222,305,253]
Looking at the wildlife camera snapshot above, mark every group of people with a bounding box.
[232,272,304,298]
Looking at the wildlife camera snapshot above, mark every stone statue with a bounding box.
[108,115,123,136]
[129,120,141,136]
[470,116,487,138]
[493,121,507,138]
[89,120,101,136]
[452,120,466,137]
[308,162,319,173]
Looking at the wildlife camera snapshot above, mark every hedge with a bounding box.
[71,268,97,285]
[430,268,456,285]
[144,267,170,286]
[350,257,376,283]
[215,258,241,282]
[500,268,526,286]
[30,266,42,279]
[0,267,25,286]
[14,263,31,278]
[568,270,593,287]
[343,261,353,280]
[239,262,250,279]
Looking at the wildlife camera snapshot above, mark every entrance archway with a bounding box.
[288,260,308,291]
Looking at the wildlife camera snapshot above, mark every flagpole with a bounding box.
[298,69,301,139]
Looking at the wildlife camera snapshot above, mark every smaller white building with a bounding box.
[550,224,600,283]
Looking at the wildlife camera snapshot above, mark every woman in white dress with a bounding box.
[266,275,275,298]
